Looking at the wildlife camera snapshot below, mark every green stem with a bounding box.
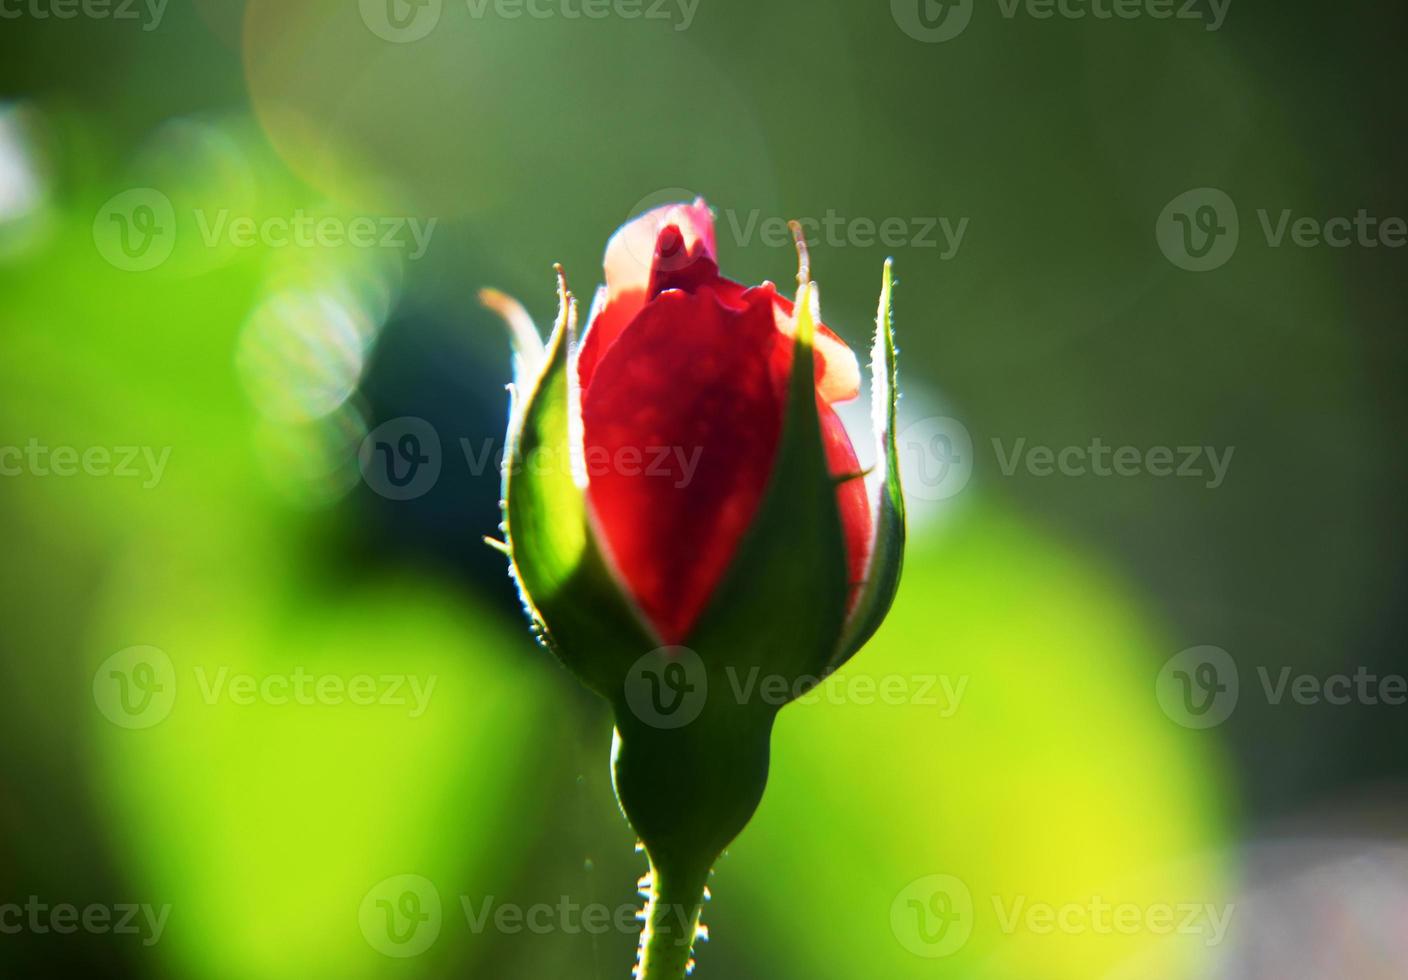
[611,708,775,978]
[636,859,709,980]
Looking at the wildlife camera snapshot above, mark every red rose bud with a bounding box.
[487,200,905,980]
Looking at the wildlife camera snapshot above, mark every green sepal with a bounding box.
[833,258,906,669]
[501,274,655,695]
[684,278,852,684]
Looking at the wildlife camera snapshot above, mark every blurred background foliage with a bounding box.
[0,0,1404,977]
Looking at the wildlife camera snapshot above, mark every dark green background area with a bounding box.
[1,1,1404,977]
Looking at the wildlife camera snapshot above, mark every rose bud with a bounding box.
[485,200,905,979]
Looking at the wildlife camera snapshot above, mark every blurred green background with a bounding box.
[1,1,1404,977]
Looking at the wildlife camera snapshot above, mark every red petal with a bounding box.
[579,200,715,389]
[583,285,781,644]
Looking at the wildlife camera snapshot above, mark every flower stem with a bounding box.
[636,859,708,980]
